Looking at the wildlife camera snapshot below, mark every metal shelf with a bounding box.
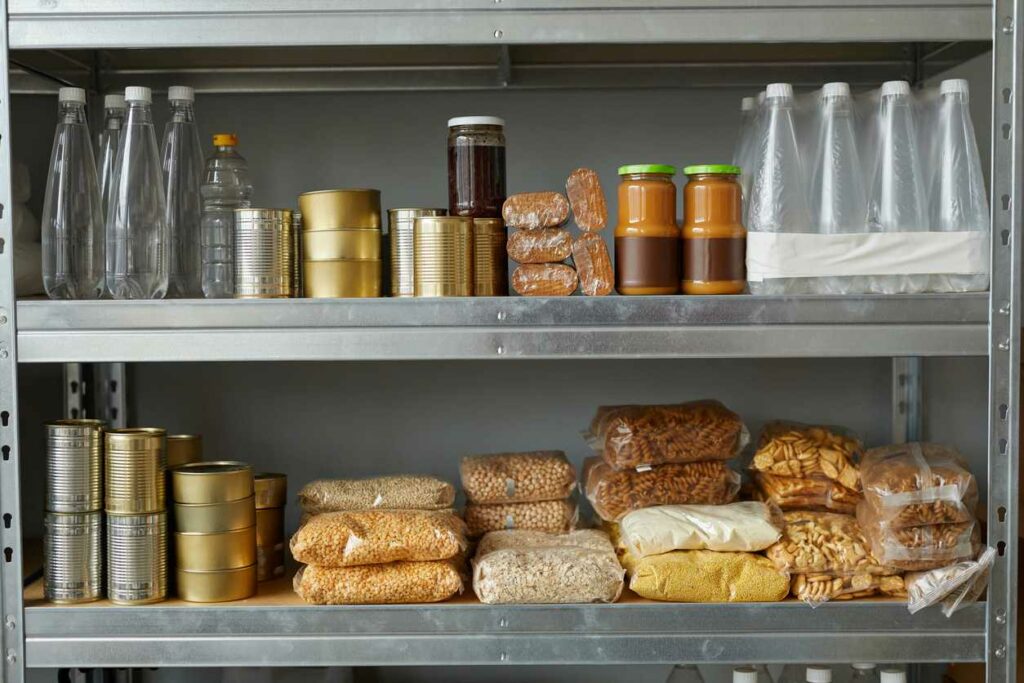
[14,294,989,363]
[22,579,986,668]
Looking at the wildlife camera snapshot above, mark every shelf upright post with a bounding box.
[0,1,25,681]
[989,1,1023,682]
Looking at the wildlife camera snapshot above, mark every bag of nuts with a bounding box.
[751,422,863,491]
[289,509,467,567]
[791,572,907,606]
[753,472,862,515]
[294,560,463,604]
[464,499,578,538]
[764,510,897,576]
[298,475,456,514]
[584,457,740,522]
[460,451,576,504]
[859,442,978,528]
[585,400,748,470]
[860,518,980,571]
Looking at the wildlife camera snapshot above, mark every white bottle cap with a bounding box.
[852,664,877,671]
[104,93,125,109]
[58,87,86,104]
[881,80,911,97]
[168,85,194,101]
[766,83,794,99]
[447,115,505,128]
[733,667,758,683]
[823,82,851,98]
[741,97,756,111]
[941,78,970,96]
[124,86,152,103]
[880,670,906,683]
[806,667,832,683]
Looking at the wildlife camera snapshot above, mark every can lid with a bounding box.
[940,78,969,96]
[174,461,251,476]
[880,671,906,683]
[104,93,126,109]
[684,164,741,176]
[213,133,238,147]
[851,664,876,671]
[806,668,832,683]
[822,82,851,98]
[766,83,794,99]
[741,96,756,111]
[618,164,676,176]
[168,85,194,101]
[733,667,758,683]
[881,80,911,97]
[124,86,152,103]
[447,115,505,128]
[58,87,87,104]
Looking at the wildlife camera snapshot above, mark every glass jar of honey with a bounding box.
[681,165,746,295]
[614,164,680,295]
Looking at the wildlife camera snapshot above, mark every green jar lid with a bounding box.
[683,164,741,176]
[618,164,677,176]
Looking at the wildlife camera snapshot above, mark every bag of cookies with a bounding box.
[461,451,576,505]
[791,572,906,606]
[860,518,980,571]
[585,400,748,470]
[507,228,572,263]
[764,510,896,576]
[511,263,578,296]
[750,422,862,491]
[753,472,862,514]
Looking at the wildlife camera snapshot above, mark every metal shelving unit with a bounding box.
[0,1,1019,681]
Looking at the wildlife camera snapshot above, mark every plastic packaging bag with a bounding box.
[940,546,995,616]
[619,502,783,557]
[572,232,614,296]
[507,228,572,263]
[862,519,979,571]
[511,263,578,296]
[293,561,463,604]
[753,471,862,514]
[765,510,895,575]
[289,509,467,567]
[905,546,996,614]
[585,400,748,470]
[460,451,576,505]
[476,529,614,557]
[792,572,906,606]
[298,475,456,514]
[566,167,607,232]
[629,549,789,602]
[472,544,624,604]
[859,442,978,528]
[751,422,862,490]
[584,457,739,522]
[464,499,578,538]
[502,191,570,229]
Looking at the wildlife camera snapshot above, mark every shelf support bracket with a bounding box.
[891,357,923,443]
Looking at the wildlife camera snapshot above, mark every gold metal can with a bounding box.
[174,495,256,533]
[171,461,254,504]
[414,216,473,297]
[292,211,303,297]
[176,564,257,603]
[174,526,257,571]
[254,473,287,510]
[255,507,286,582]
[298,189,381,230]
[388,208,447,297]
[302,228,381,261]
[105,428,166,514]
[303,259,381,298]
[166,434,202,469]
[472,217,509,296]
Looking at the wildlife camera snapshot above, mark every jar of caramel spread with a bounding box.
[681,165,747,295]
[614,164,680,295]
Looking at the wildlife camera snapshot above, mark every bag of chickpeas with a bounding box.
[464,499,578,538]
[460,451,577,504]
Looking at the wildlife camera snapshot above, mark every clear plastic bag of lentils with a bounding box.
[460,451,577,505]
[585,400,749,470]
[294,561,464,605]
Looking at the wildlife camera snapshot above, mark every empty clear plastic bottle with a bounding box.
[96,93,125,226]
[748,82,812,295]
[866,80,928,294]
[810,82,868,295]
[201,133,252,298]
[734,665,774,683]
[734,96,758,206]
[851,664,880,683]
[928,78,990,292]
[41,87,105,299]
[666,665,705,683]
[105,86,169,299]
[161,86,204,298]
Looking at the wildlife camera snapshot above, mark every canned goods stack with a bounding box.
[233,208,294,298]
[298,189,382,297]
[172,462,257,602]
[105,428,168,605]
[471,217,508,296]
[291,212,303,297]
[254,473,287,581]
[414,215,474,297]
[43,419,105,603]
[166,434,203,470]
[388,208,447,297]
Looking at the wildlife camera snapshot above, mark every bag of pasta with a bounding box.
[753,472,862,514]
[861,518,980,571]
[764,510,896,575]
[750,422,863,490]
[294,561,463,604]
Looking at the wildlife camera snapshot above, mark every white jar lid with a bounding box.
[104,93,125,109]
[733,667,758,683]
[823,82,851,98]
[806,667,832,683]
[941,78,970,95]
[880,670,907,683]
[58,87,86,104]
[168,85,195,101]
[882,80,911,96]
[124,86,152,103]
[447,115,505,128]
[766,83,794,99]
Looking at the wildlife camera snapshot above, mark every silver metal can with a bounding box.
[234,208,294,299]
[291,211,303,297]
[388,208,447,297]
[44,511,103,603]
[107,512,167,605]
[45,419,104,513]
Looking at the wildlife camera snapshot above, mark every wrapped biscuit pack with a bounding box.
[751,422,862,490]
[753,471,862,514]
[791,572,906,606]
[565,167,607,232]
[860,518,980,571]
[619,502,783,557]
[294,561,463,605]
[628,549,789,603]
[765,510,896,575]
[507,228,572,263]
[511,263,578,296]
[572,232,614,296]
[461,451,576,504]
[297,475,455,514]
[502,192,570,229]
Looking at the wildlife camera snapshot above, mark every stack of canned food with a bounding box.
[254,473,288,581]
[299,189,382,297]
[233,208,296,298]
[172,462,257,602]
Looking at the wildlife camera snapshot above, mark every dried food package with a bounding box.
[461,451,576,505]
[464,499,578,538]
[584,457,740,522]
[939,546,995,616]
[502,191,570,230]
[511,263,578,296]
[293,561,463,604]
[753,472,862,514]
[507,228,572,263]
[859,442,978,528]
[791,572,907,606]
[629,549,789,602]
[751,422,863,490]
[618,502,783,557]
[298,475,455,514]
[566,167,608,232]
[572,232,614,296]
[476,529,615,557]
[764,510,896,575]
[905,546,996,614]
[289,509,467,567]
[861,519,980,571]
[586,400,749,470]
[472,545,624,604]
